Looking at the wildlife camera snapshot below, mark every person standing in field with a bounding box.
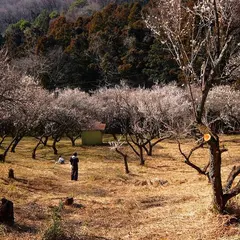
[70,152,79,181]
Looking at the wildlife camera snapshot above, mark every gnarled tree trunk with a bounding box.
[43,136,48,146]
[10,135,23,153]
[52,138,58,155]
[32,139,42,159]
[208,135,224,212]
[0,136,18,162]
[0,134,7,146]
[115,148,129,174]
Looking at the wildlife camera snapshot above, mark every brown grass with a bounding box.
[0,135,240,240]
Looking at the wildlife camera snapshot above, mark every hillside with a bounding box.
[0,0,239,91]
[0,136,240,239]
[0,0,179,91]
[0,0,143,33]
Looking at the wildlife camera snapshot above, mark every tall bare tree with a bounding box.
[145,0,240,212]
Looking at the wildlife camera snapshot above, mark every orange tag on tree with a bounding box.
[204,133,211,142]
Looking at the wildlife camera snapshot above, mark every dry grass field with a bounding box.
[0,135,240,240]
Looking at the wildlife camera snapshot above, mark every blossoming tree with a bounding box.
[145,0,240,212]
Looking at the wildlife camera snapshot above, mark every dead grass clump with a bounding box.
[0,224,7,237]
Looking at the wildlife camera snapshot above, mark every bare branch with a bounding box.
[224,166,240,193]
[177,139,207,175]
[223,180,240,205]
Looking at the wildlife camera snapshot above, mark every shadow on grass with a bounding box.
[224,204,240,217]
[0,177,29,185]
[14,222,38,233]
[72,203,85,208]
[0,222,38,234]
[77,236,112,240]
[223,202,240,226]
[15,177,29,184]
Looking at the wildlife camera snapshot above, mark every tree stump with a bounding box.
[64,197,74,206]
[0,154,4,162]
[0,198,14,225]
[8,169,14,179]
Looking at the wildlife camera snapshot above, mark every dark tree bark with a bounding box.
[126,135,145,165]
[224,166,240,193]
[66,133,81,147]
[0,134,7,146]
[116,148,129,174]
[1,136,18,162]
[208,136,224,212]
[222,166,240,206]
[146,142,152,156]
[10,135,23,153]
[32,139,43,159]
[112,134,118,141]
[52,138,58,155]
[139,146,145,165]
[43,136,48,146]
[144,136,170,156]
[8,169,14,179]
[69,137,75,146]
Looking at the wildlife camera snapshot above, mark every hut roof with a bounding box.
[84,122,106,131]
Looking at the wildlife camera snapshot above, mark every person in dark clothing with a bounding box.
[70,152,79,181]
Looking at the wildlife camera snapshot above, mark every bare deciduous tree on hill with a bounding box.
[0,48,25,161]
[45,88,94,155]
[145,0,240,212]
[94,84,192,165]
[205,86,240,133]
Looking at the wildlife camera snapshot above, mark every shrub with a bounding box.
[42,202,65,240]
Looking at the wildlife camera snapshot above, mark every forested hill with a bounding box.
[0,0,179,91]
[0,0,144,33]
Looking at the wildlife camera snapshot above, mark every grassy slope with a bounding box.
[0,135,240,240]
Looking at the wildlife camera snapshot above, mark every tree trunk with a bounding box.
[144,136,170,156]
[32,139,42,159]
[52,138,58,155]
[10,136,23,153]
[116,148,129,174]
[143,143,151,156]
[0,135,7,146]
[123,155,129,174]
[43,136,48,146]
[1,136,18,162]
[66,133,75,146]
[208,135,224,212]
[139,146,145,165]
[112,133,118,141]
[147,142,153,156]
[70,137,75,146]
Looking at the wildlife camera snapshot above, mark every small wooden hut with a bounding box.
[81,122,106,145]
